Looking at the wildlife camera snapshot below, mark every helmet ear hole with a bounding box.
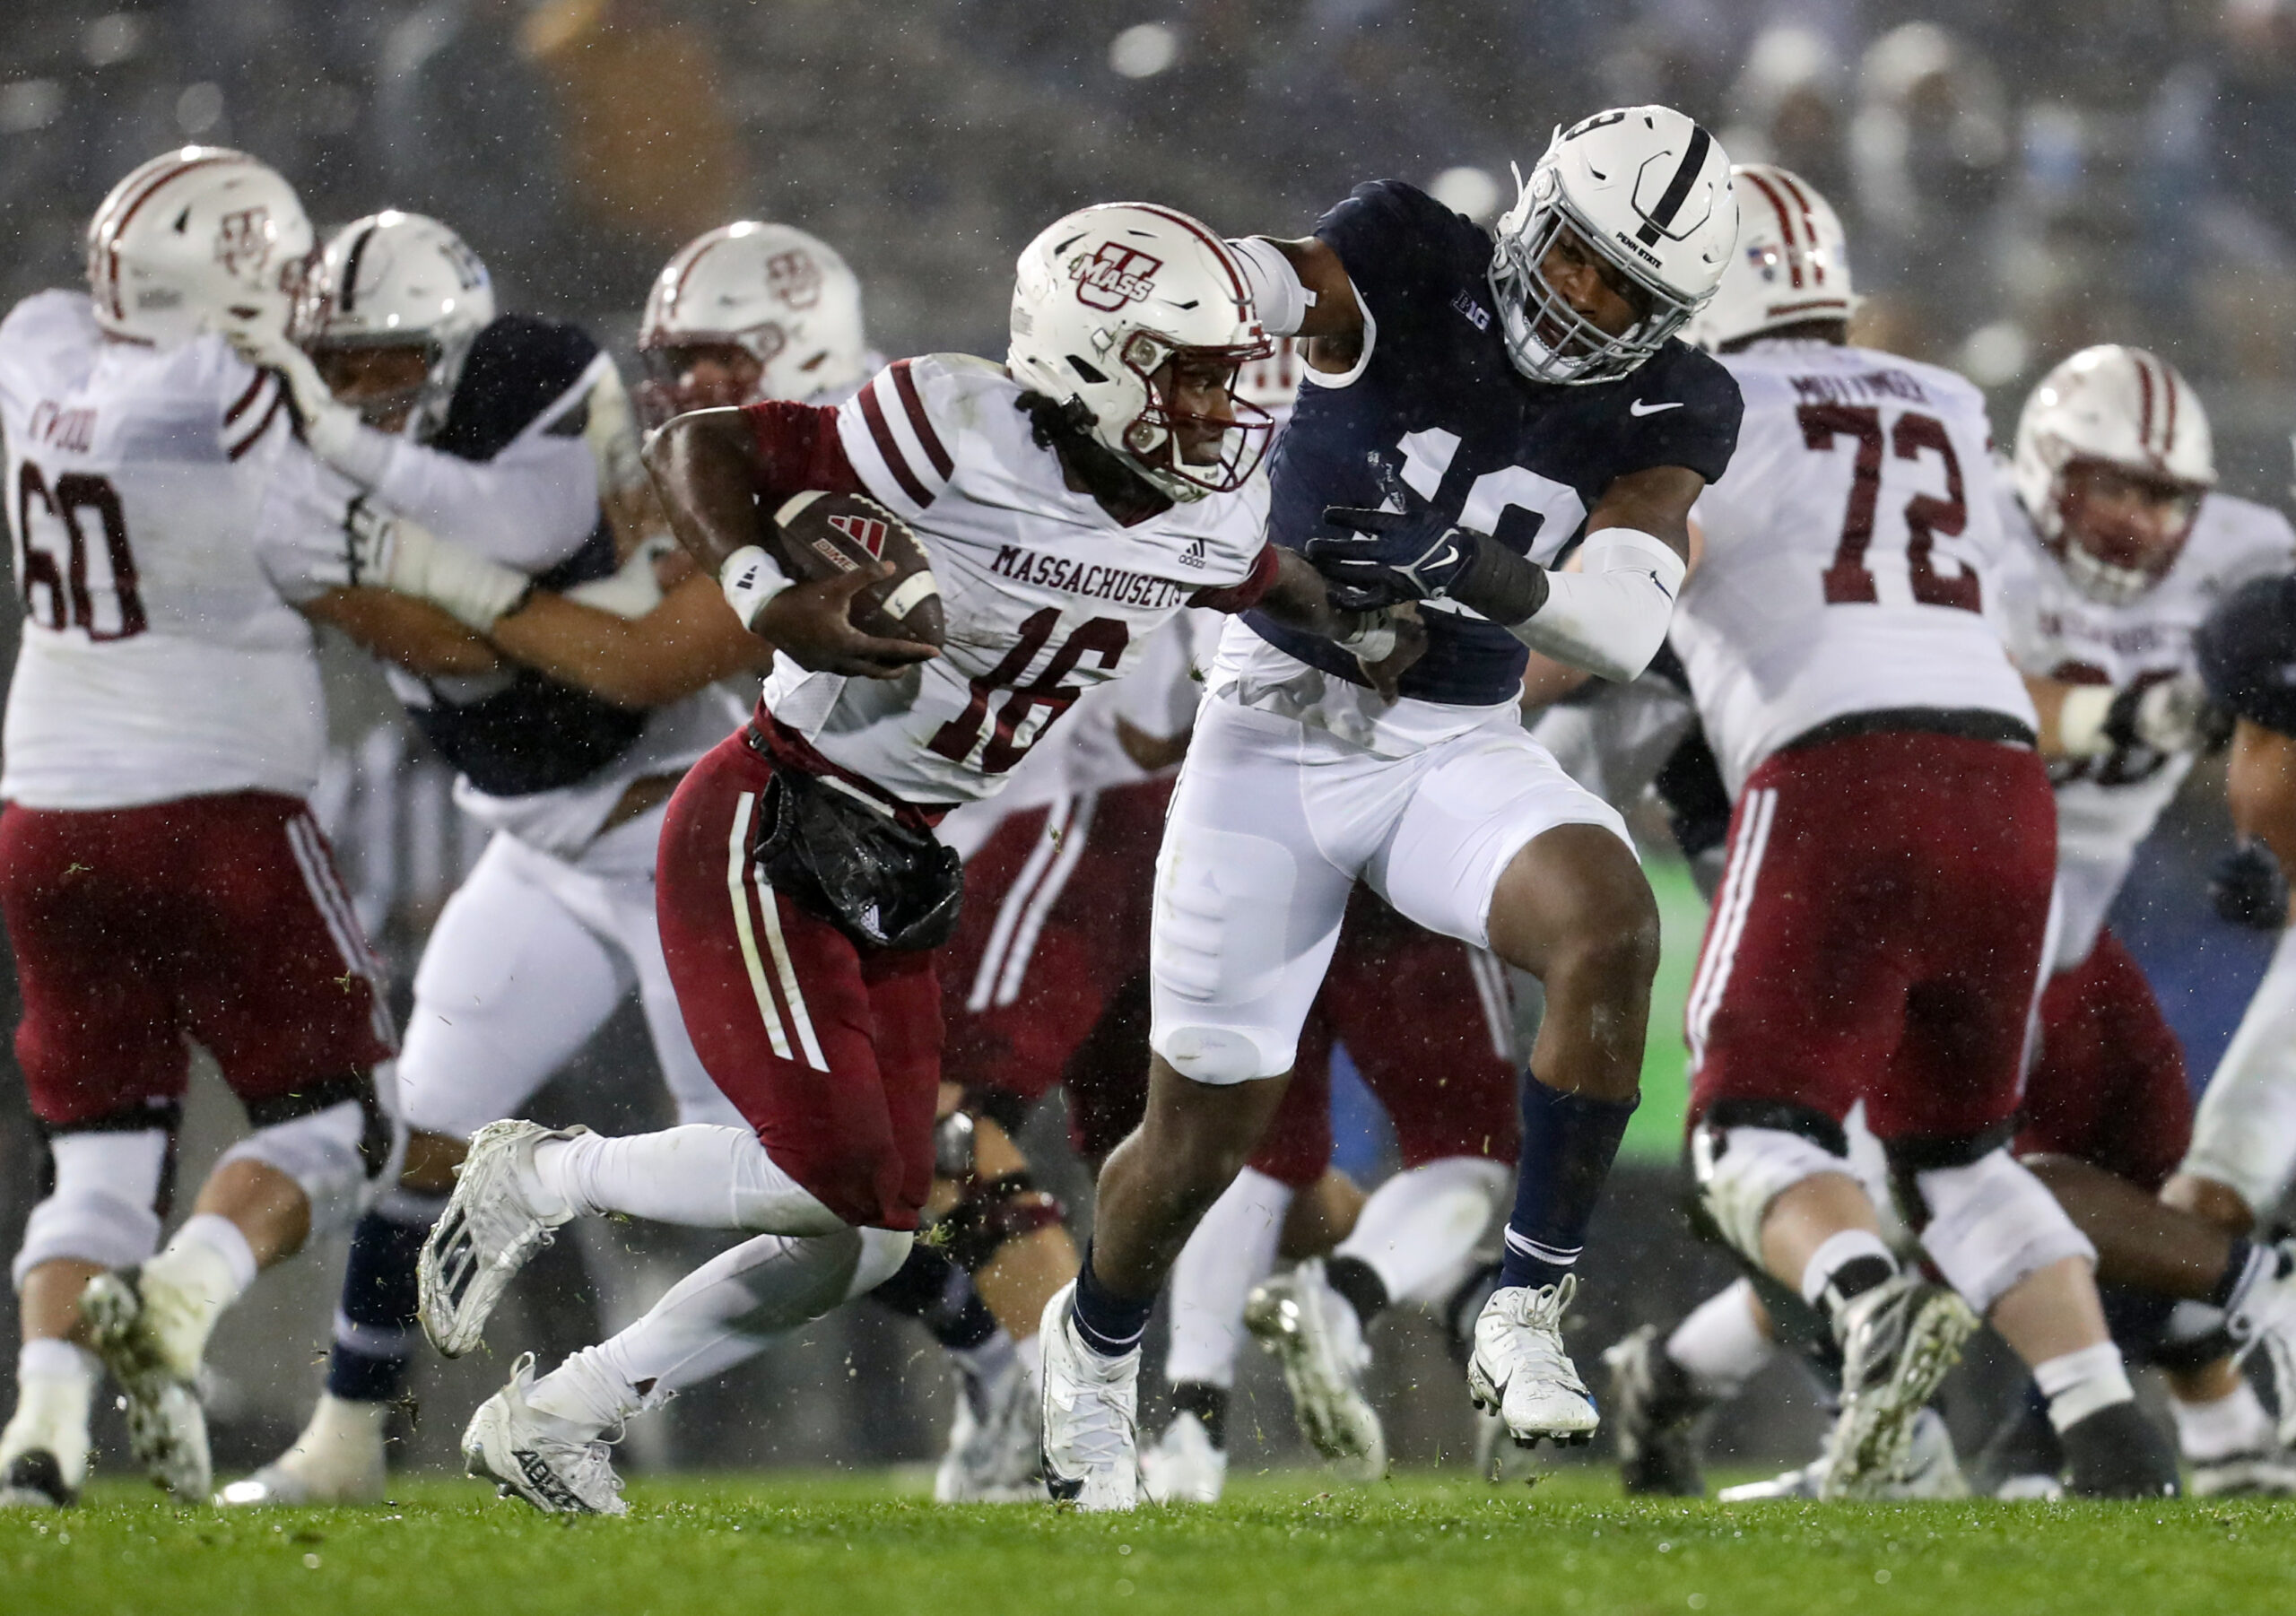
[1067,355,1109,385]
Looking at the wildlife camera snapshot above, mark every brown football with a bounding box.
[766,490,946,648]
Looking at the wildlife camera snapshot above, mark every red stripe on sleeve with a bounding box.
[741,401,865,503]
[856,381,935,508]
[1189,543,1281,613]
[890,360,954,480]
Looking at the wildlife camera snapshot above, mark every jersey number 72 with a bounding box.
[1798,404,1979,613]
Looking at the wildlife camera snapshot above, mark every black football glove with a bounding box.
[1305,505,1482,612]
[2210,840,2289,930]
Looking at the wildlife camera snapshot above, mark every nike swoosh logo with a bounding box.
[1629,399,1683,416]
[1427,543,1459,571]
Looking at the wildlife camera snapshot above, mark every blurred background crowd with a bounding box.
[2,0,2293,1481]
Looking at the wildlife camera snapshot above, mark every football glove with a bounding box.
[2211,841,2290,931]
[1306,505,1483,611]
[338,500,529,630]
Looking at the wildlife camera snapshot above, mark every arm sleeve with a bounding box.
[352,429,603,571]
[742,400,866,506]
[1189,543,1281,613]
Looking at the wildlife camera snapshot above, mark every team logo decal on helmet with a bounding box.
[1069,242,1164,312]
[215,208,275,278]
[1009,202,1272,502]
[767,250,822,310]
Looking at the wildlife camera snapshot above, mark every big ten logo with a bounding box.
[767,250,823,310]
[214,207,273,276]
[1069,242,1162,312]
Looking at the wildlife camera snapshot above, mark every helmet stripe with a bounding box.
[1637,123,1714,244]
[2154,353,2179,460]
[337,221,383,317]
[1773,170,1828,285]
[1740,169,1806,289]
[2132,351,2158,460]
[1118,202,1248,312]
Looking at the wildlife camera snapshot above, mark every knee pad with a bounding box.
[930,1169,1068,1273]
[13,1125,172,1288]
[1907,1148,2096,1316]
[222,1082,390,1241]
[1691,1108,1852,1266]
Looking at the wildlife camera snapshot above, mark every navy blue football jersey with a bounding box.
[1245,181,1743,706]
[396,315,648,796]
[2198,571,2296,738]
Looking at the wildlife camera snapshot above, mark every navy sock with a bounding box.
[323,1199,438,1403]
[871,1241,1000,1351]
[1496,1076,1637,1291]
[1068,1242,1156,1359]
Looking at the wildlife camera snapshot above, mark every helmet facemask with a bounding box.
[1099,329,1274,502]
[1491,168,1706,386]
[2039,451,2205,605]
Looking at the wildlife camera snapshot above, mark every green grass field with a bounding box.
[10,1470,2293,1616]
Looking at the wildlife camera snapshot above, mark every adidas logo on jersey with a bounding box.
[1180,535,1207,569]
[827,512,891,560]
[1070,243,1163,312]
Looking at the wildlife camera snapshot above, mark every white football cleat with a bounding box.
[1467,1276,1597,1447]
[1244,1260,1387,1481]
[1718,1407,1968,1502]
[462,1353,627,1516]
[80,1268,212,1500]
[2189,1447,2296,1497]
[1037,1283,1140,1512]
[2226,1239,2296,1450]
[1819,1274,1978,1501]
[1,1374,91,1508]
[419,1120,584,1357]
[1141,1411,1228,1504]
[216,1394,389,1507]
[934,1348,1041,1503]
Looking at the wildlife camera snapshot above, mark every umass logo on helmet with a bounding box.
[1068,242,1162,312]
[214,207,274,275]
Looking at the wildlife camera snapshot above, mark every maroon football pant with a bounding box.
[2017,927,2192,1191]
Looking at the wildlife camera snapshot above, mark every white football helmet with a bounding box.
[2014,345,2215,604]
[1491,107,1736,385]
[86,146,314,348]
[1683,164,1856,352]
[300,212,495,439]
[638,222,867,425]
[1007,202,1272,501]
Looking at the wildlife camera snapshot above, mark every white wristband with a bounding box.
[383,520,529,630]
[2055,685,2115,758]
[719,544,792,631]
[1506,527,1685,683]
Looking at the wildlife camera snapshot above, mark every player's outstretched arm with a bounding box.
[644,406,936,679]
[483,572,777,708]
[1252,548,1425,699]
[299,588,502,678]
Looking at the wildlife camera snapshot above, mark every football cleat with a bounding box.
[462,1354,627,1516]
[2189,1448,2296,1497]
[934,1348,1041,1504]
[0,1450,75,1509]
[2225,1238,2296,1450]
[1718,1407,1968,1502]
[1602,1325,1712,1496]
[1037,1283,1141,1512]
[419,1120,584,1358]
[1141,1411,1228,1505]
[1467,1276,1598,1447]
[79,1268,212,1500]
[216,1394,389,1507]
[2059,1399,2181,1499]
[1818,1274,1977,1501]
[1970,1392,2064,1500]
[1244,1260,1387,1481]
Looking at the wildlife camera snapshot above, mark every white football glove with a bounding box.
[227,328,370,472]
[342,500,528,630]
[2057,671,2226,758]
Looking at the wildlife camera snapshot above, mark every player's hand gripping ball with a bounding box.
[768,491,946,647]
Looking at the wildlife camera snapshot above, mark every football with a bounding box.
[767,489,946,647]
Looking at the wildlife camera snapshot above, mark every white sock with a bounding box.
[1334,1156,1510,1308]
[2033,1342,2135,1434]
[3,1340,100,1488]
[1797,1229,1896,1312]
[528,1226,909,1437]
[144,1212,259,1365]
[1015,1329,1043,1394]
[531,1125,846,1235]
[1166,1167,1291,1388]
[2170,1378,2274,1463]
[1665,1279,1779,1399]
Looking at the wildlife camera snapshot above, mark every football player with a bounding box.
[1047,106,1744,1508]
[0,151,405,1507]
[1664,163,2179,1499]
[403,203,1402,1514]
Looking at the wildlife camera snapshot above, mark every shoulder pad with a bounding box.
[430,315,603,463]
[2197,572,2296,735]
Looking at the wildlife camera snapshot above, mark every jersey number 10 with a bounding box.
[1798,404,1979,613]
[14,464,147,639]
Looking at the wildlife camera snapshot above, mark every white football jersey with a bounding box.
[761,356,1270,807]
[1672,340,2034,795]
[0,291,332,810]
[1993,485,2295,969]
